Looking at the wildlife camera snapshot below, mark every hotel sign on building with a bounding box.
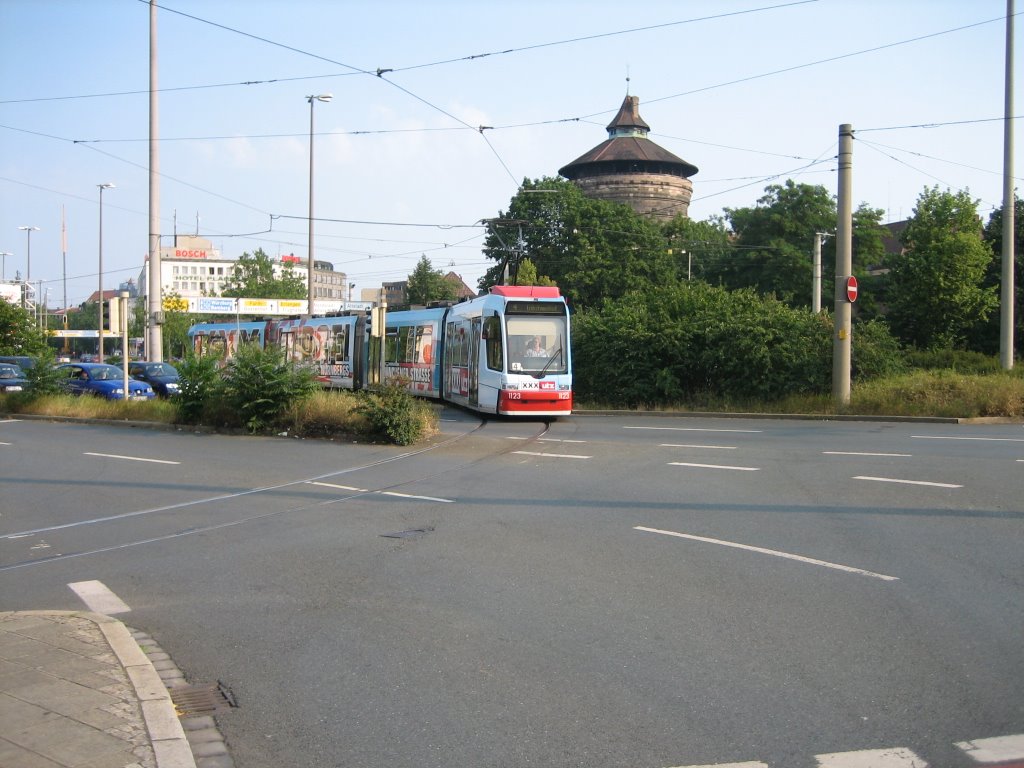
[138,235,350,305]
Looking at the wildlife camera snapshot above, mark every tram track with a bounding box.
[0,416,550,572]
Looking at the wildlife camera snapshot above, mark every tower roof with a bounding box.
[607,95,650,134]
[559,94,698,180]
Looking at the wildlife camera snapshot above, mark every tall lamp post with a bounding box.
[306,93,332,317]
[97,183,114,363]
[0,252,11,281]
[17,226,39,310]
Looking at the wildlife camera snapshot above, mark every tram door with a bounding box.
[469,317,481,407]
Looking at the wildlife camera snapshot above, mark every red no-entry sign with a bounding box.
[846,276,859,303]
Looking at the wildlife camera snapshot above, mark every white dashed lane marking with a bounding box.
[84,452,180,465]
[912,435,1024,442]
[668,732,1024,766]
[814,747,925,767]
[955,733,1024,763]
[68,580,131,615]
[634,526,899,581]
[513,450,591,459]
[854,476,962,489]
[669,461,759,471]
[823,451,912,457]
[661,443,737,450]
[624,426,763,433]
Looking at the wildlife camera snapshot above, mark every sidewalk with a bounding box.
[0,611,199,768]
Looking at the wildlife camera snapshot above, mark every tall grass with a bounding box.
[577,369,1024,419]
[1,393,179,422]
[849,371,1024,418]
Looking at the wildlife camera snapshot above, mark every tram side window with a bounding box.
[484,316,503,371]
[415,325,432,364]
[384,326,399,363]
[280,330,296,361]
[398,326,414,363]
[330,325,349,363]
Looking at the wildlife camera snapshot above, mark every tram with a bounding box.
[187,285,572,417]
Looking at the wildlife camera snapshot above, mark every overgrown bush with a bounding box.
[9,349,65,402]
[174,353,223,425]
[852,318,908,380]
[357,379,436,445]
[217,343,320,433]
[573,283,834,406]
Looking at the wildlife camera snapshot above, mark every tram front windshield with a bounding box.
[506,315,568,375]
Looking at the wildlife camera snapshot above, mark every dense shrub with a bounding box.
[851,319,908,380]
[218,343,320,433]
[174,353,222,425]
[358,379,436,445]
[573,283,834,405]
[19,350,64,399]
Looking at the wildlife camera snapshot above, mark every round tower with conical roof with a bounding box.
[558,94,698,221]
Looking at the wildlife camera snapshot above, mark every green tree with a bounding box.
[721,181,837,303]
[850,204,889,321]
[966,195,1023,355]
[221,248,306,299]
[886,186,997,349]
[719,181,887,310]
[406,255,457,306]
[513,258,557,287]
[660,215,732,283]
[0,299,49,355]
[479,177,673,309]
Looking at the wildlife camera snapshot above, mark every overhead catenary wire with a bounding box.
[3,3,1014,295]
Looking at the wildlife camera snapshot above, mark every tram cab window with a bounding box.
[506,315,568,375]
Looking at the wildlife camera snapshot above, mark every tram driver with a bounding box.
[524,336,546,357]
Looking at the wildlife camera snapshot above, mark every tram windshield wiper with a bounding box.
[533,344,563,379]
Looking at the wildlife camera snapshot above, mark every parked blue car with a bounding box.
[128,361,181,398]
[0,363,30,393]
[56,363,156,400]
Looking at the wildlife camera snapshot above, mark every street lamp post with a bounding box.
[97,183,114,363]
[17,226,39,310]
[306,93,332,317]
[0,252,11,281]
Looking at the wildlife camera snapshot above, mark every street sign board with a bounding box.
[846,276,859,303]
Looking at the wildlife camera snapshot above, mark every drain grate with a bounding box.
[170,681,237,716]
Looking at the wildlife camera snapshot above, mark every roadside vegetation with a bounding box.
[3,177,1022,430]
[570,282,1023,418]
[0,340,438,445]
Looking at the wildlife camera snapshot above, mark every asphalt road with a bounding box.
[1,412,1022,767]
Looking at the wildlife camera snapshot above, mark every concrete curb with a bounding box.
[22,610,198,768]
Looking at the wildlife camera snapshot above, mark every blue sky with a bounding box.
[0,0,1018,308]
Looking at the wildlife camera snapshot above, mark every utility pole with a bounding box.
[812,233,825,313]
[833,125,854,406]
[1000,0,1016,369]
[147,0,163,362]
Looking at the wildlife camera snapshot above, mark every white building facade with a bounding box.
[137,236,350,307]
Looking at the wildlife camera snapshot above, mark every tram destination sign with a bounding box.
[506,300,565,315]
